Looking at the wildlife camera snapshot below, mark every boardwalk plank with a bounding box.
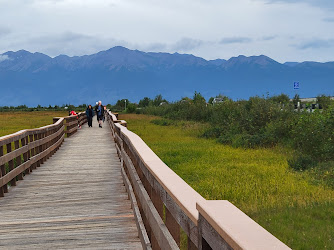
[0,119,142,249]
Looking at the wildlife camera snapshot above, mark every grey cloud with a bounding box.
[57,31,92,42]
[296,39,334,49]
[0,27,11,37]
[220,37,252,44]
[171,38,204,51]
[262,0,334,10]
[323,17,334,22]
[0,55,10,62]
[261,35,277,41]
[140,42,168,52]
[24,32,131,57]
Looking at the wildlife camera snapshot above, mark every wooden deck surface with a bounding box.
[0,119,142,249]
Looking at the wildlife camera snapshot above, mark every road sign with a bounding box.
[294,82,300,90]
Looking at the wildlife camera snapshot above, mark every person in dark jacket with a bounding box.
[86,105,94,127]
[95,101,104,128]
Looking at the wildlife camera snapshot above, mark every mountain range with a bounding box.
[0,46,333,106]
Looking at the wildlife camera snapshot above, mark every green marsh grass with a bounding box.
[120,114,334,249]
[0,111,68,137]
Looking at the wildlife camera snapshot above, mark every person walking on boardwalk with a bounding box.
[95,100,104,128]
[86,105,94,127]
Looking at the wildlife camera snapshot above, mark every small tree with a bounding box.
[126,103,137,113]
[193,91,206,105]
[115,99,129,109]
[270,93,290,104]
[153,94,163,106]
[316,94,331,109]
[139,97,151,107]
[292,94,301,106]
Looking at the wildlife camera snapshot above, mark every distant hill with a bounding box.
[0,46,333,106]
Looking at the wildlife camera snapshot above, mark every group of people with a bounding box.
[69,100,105,128]
[87,100,105,128]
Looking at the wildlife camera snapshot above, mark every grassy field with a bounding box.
[120,113,334,249]
[0,111,68,137]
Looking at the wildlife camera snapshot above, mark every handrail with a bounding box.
[0,118,65,197]
[53,112,87,137]
[106,110,290,250]
[0,112,87,198]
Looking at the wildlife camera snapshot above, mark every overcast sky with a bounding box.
[0,0,334,63]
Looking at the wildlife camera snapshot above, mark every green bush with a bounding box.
[202,127,223,138]
[217,133,233,144]
[126,103,137,113]
[290,111,334,161]
[288,155,316,171]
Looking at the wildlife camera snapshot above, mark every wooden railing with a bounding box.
[0,112,87,197]
[53,112,87,137]
[0,119,65,197]
[106,111,291,250]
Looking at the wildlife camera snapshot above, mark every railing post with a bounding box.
[34,133,40,167]
[46,129,51,160]
[151,188,164,219]
[0,145,5,196]
[6,143,16,186]
[43,130,47,162]
[29,134,35,171]
[14,140,23,180]
[39,132,44,164]
[64,117,68,137]
[188,237,198,250]
[22,136,30,175]
[165,207,181,247]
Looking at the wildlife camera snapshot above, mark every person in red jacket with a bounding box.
[69,110,81,129]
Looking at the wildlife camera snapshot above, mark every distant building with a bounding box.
[290,97,334,103]
[213,98,224,105]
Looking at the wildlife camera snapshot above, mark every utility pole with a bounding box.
[125,99,127,111]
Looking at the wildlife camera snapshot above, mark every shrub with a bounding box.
[290,111,334,161]
[126,103,137,113]
[217,133,234,144]
[202,127,223,138]
[288,155,316,171]
[316,94,332,109]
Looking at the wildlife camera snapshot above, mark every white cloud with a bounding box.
[0,55,10,62]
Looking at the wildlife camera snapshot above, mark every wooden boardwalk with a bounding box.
[0,119,142,249]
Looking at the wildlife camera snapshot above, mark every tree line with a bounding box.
[0,104,112,112]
